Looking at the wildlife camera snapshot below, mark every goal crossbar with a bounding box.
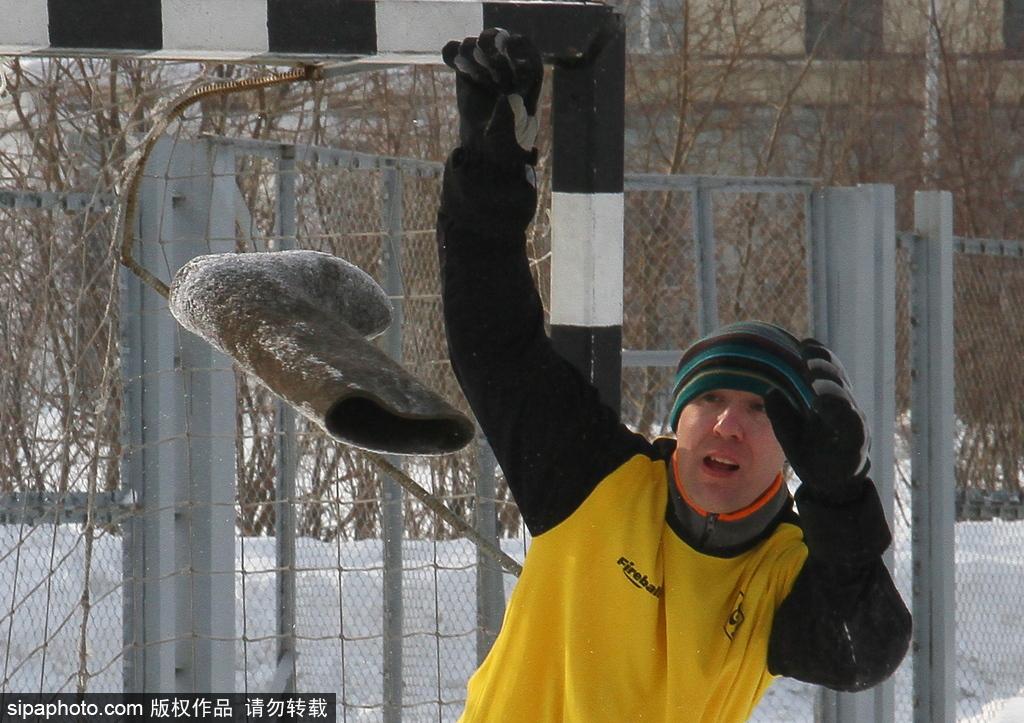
[0,0,616,65]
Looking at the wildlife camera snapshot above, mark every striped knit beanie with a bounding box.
[668,321,815,431]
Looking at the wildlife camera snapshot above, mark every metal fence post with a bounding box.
[176,138,238,692]
[122,137,177,694]
[121,253,141,695]
[273,145,298,694]
[123,136,237,693]
[808,190,828,339]
[692,183,719,334]
[910,191,956,723]
[871,185,898,723]
[122,136,187,693]
[475,438,505,663]
[380,165,404,723]
[814,184,897,723]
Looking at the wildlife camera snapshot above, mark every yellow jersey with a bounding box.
[460,453,807,723]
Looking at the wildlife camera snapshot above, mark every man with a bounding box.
[437,29,911,722]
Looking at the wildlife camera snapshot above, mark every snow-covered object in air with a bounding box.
[169,250,474,455]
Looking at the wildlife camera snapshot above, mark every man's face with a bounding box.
[674,388,786,514]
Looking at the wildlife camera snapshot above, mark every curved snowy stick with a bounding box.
[169,250,475,456]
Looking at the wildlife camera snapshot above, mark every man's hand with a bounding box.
[765,340,871,503]
[442,28,543,171]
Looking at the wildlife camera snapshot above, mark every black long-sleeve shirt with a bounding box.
[438,149,911,721]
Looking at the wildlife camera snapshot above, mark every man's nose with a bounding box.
[713,406,744,440]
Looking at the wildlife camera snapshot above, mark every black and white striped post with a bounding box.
[484,5,626,413]
[548,12,626,413]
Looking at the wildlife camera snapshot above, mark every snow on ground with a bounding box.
[1,519,1023,721]
[962,697,1024,723]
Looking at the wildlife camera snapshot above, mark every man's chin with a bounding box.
[688,476,762,514]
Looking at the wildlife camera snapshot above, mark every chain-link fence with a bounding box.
[949,240,1024,723]
[201,139,494,717]
[0,188,123,694]
[621,177,815,438]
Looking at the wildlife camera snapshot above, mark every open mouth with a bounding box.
[703,455,741,474]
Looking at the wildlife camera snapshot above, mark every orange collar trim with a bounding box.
[672,449,784,521]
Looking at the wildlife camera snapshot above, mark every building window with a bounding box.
[805,0,883,59]
[626,0,686,54]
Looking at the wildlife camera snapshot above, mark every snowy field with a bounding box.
[1,519,1022,722]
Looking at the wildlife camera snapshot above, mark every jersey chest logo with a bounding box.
[724,591,746,640]
[615,556,663,598]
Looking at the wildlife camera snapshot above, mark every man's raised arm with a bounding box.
[436,30,648,535]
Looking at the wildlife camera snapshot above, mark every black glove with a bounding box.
[765,339,871,504]
[442,28,543,172]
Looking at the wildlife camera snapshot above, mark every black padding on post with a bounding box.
[551,14,625,194]
[48,0,162,50]
[483,2,614,60]
[551,324,623,414]
[267,0,376,55]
